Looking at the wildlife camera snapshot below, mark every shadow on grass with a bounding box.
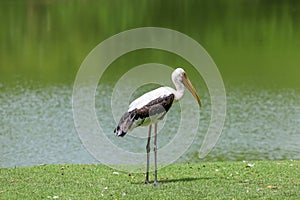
[160,177,212,183]
[132,177,212,185]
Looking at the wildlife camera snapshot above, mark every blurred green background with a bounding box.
[1,0,300,167]
[1,0,299,86]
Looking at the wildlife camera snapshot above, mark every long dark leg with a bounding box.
[145,124,152,184]
[153,123,158,186]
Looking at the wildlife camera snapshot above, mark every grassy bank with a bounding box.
[0,160,299,199]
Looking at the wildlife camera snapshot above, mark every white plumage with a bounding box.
[113,67,202,186]
[128,87,174,112]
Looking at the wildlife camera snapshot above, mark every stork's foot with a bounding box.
[144,179,150,184]
[153,180,158,186]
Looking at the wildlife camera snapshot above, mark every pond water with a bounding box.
[1,82,300,167]
[1,0,300,167]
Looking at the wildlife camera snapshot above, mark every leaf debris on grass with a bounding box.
[0,160,299,199]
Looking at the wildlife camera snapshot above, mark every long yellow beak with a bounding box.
[182,73,202,107]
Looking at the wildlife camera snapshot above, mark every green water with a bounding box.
[1,0,300,167]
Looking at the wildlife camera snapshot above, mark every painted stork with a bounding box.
[114,68,202,185]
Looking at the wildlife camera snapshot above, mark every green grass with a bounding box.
[0,160,299,199]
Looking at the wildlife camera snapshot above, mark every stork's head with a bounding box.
[172,68,202,107]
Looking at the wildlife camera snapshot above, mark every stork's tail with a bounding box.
[114,112,135,137]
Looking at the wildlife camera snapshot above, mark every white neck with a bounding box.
[173,78,185,100]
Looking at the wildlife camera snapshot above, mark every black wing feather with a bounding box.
[114,94,175,137]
